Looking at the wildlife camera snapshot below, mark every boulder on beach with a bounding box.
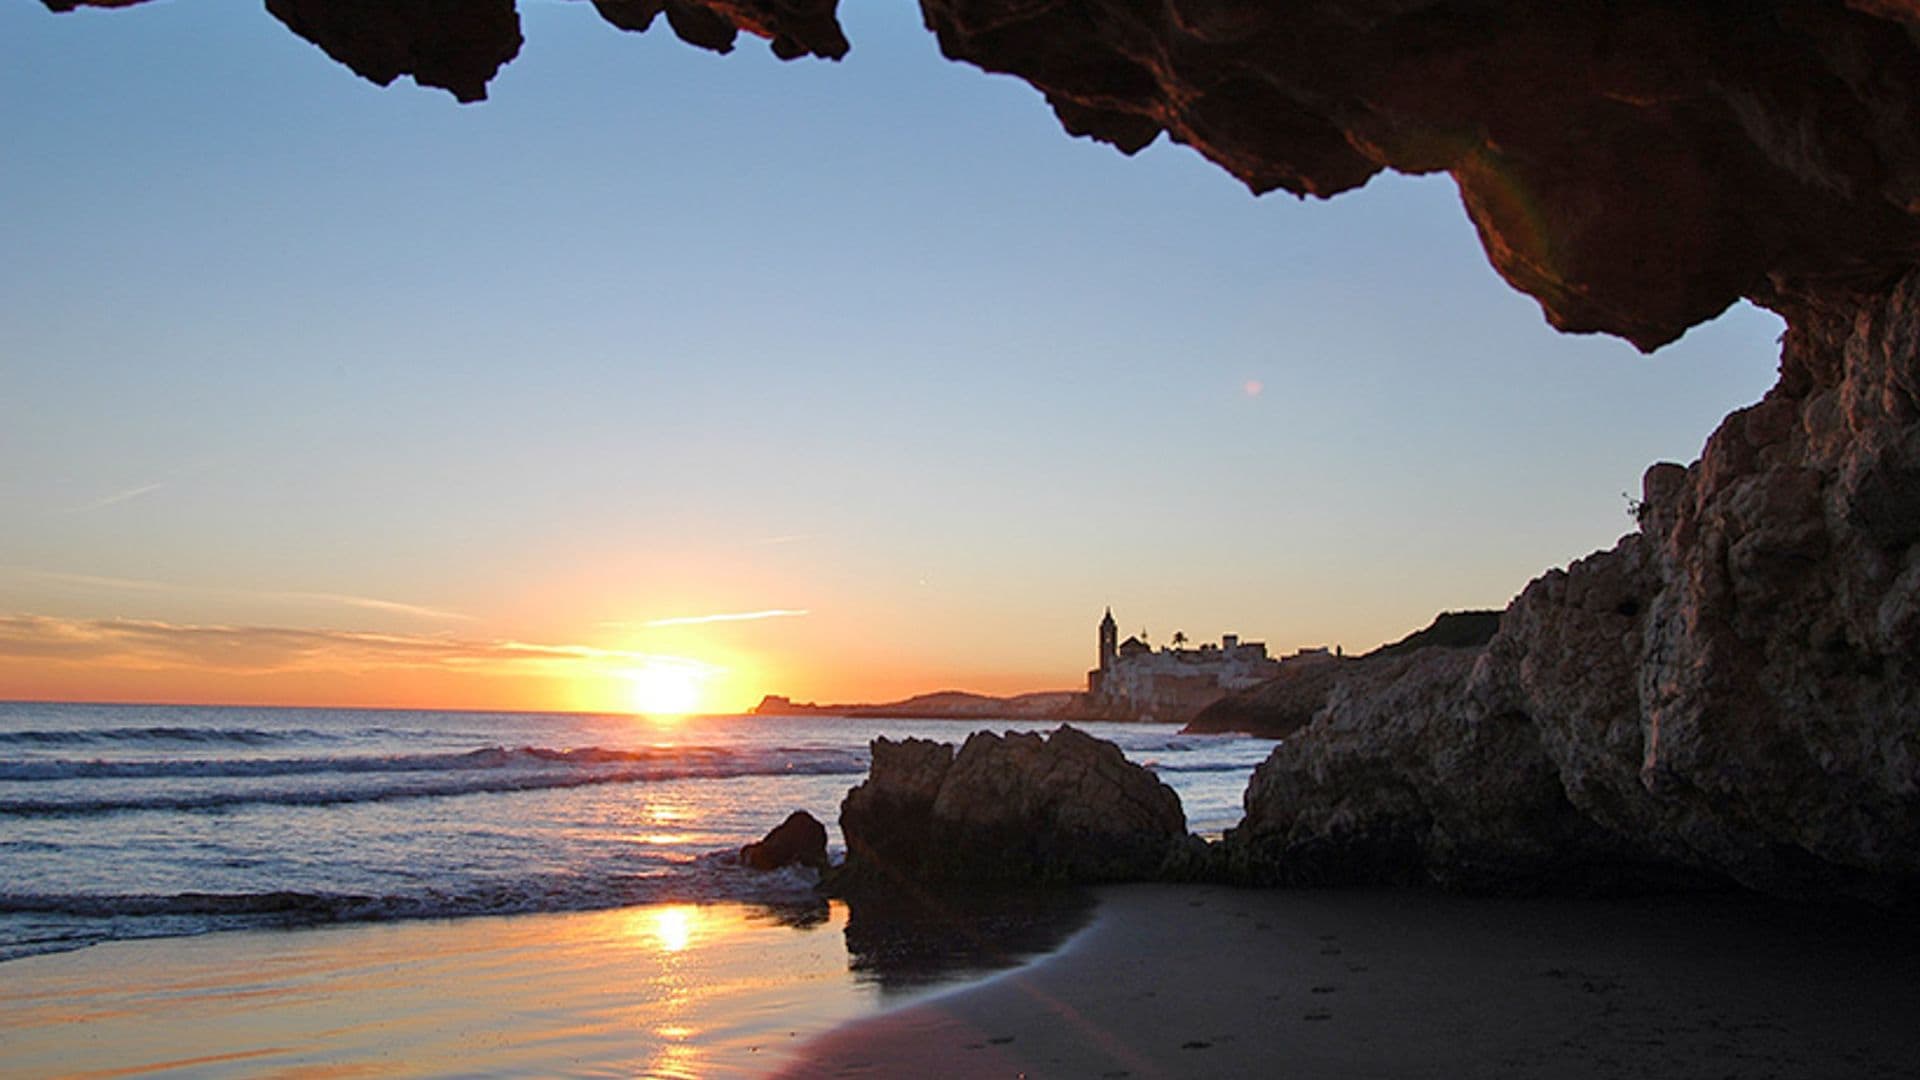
[836,725,1188,886]
[741,810,829,871]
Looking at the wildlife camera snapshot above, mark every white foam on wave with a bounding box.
[0,746,869,817]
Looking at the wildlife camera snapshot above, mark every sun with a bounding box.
[625,662,705,717]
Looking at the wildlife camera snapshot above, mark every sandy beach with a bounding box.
[783,884,1920,1080]
[4,882,1917,1078]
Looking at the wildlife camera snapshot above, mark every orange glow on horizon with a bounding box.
[0,607,1096,716]
[624,661,706,718]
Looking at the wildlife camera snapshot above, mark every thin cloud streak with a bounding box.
[1,567,472,623]
[269,591,476,623]
[9,569,178,593]
[57,482,166,515]
[640,609,810,628]
[0,614,713,677]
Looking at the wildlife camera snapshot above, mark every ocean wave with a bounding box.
[0,724,485,748]
[0,853,826,961]
[0,748,868,816]
[0,725,350,747]
[0,929,112,964]
[0,743,798,781]
[1145,761,1271,774]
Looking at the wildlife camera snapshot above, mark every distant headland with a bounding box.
[752,689,1093,721]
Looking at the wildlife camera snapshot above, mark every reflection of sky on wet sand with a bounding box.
[1,903,868,1078]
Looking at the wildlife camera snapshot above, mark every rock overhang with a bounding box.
[40,0,1920,349]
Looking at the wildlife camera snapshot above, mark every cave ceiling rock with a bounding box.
[37,1,1920,349]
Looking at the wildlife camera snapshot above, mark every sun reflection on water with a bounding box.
[633,832,693,846]
[651,905,698,953]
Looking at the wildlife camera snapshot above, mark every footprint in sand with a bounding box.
[1304,1011,1333,1022]
[1311,985,1338,994]
[988,1036,1016,1045]
[1181,1040,1212,1050]
[1320,946,1343,955]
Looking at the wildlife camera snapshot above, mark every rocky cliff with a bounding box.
[1509,277,1920,901]
[1231,278,1920,902]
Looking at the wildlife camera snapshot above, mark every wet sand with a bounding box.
[0,889,1093,1079]
[1,902,879,1078]
[781,884,1920,1079]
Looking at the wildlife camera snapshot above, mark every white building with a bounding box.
[1085,608,1284,723]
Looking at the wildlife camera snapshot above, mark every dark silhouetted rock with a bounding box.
[263,0,522,104]
[837,726,1186,886]
[1364,610,1503,659]
[741,809,828,871]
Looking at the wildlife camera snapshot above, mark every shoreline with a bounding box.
[780,883,1920,1079]
[0,901,904,1078]
[0,889,1096,1079]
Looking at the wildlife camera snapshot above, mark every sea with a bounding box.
[0,701,1276,965]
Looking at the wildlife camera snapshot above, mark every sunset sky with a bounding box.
[1,2,1782,714]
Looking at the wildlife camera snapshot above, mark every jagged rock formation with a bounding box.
[1220,649,1717,892]
[40,1,1920,899]
[836,726,1187,886]
[919,1,1920,352]
[1504,276,1920,901]
[43,0,845,102]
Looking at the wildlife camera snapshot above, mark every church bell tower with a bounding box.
[1098,607,1118,672]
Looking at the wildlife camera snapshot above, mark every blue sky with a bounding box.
[0,1,1782,708]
